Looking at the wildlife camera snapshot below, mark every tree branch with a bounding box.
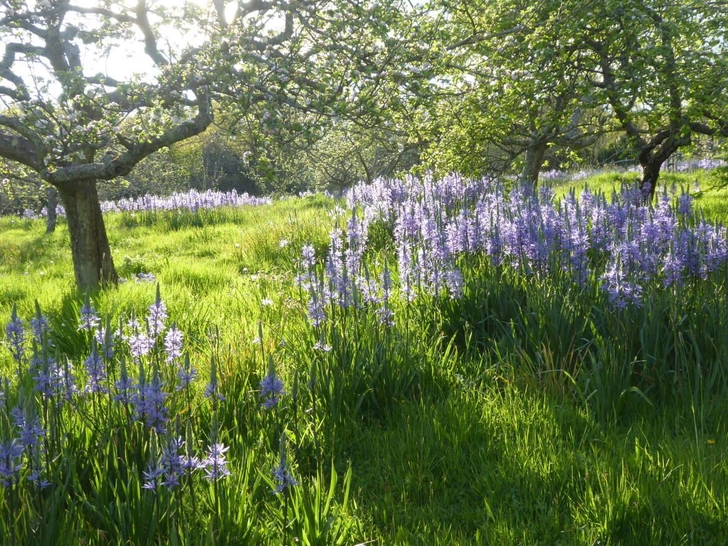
[45,86,213,188]
[0,130,44,171]
[134,0,168,66]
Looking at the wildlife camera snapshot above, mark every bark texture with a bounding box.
[45,186,58,234]
[639,161,662,203]
[58,181,117,290]
[520,140,548,187]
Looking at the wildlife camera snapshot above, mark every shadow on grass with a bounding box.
[345,382,728,545]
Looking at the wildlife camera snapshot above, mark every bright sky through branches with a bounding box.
[1,0,237,98]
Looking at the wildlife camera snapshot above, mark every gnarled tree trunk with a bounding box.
[45,185,58,234]
[637,137,681,203]
[57,181,117,290]
[639,160,662,204]
[520,139,549,187]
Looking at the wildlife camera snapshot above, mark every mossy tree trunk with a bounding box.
[58,181,117,290]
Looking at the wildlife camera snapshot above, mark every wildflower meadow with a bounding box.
[2,172,728,544]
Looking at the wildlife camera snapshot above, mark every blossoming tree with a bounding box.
[415,0,728,192]
[574,0,728,200]
[0,0,403,289]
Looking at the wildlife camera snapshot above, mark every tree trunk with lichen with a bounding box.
[45,185,58,234]
[638,160,662,203]
[520,139,549,187]
[57,181,117,290]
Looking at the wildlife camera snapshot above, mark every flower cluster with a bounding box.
[1,289,226,491]
[260,359,285,410]
[292,174,728,322]
[297,209,397,328]
[16,189,272,220]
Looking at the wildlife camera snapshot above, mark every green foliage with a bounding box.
[2,189,728,543]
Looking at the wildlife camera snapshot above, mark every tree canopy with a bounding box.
[1,0,727,289]
[0,0,409,289]
[412,0,727,190]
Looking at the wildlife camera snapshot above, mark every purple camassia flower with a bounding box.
[95,326,117,360]
[10,406,45,449]
[566,225,590,284]
[445,210,469,255]
[30,314,49,344]
[662,247,684,287]
[703,225,728,274]
[34,356,78,402]
[600,259,643,309]
[142,461,165,492]
[128,330,152,361]
[27,469,51,489]
[154,436,189,489]
[5,306,25,364]
[324,228,351,307]
[203,356,225,401]
[357,271,380,305]
[176,354,197,391]
[306,293,326,328]
[60,359,79,401]
[587,205,611,253]
[0,440,24,487]
[164,325,183,363]
[136,272,156,283]
[104,189,270,214]
[605,199,630,239]
[337,174,728,310]
[396,241,417,302]
[114,376,136,405]
[78,300,100,332]
[649,195,678,248]
[298,245,329,327]
[345,211,368,280]
[126,318,152,361]
[444,267,464,299]
[272,454,298,494]
[312,341,332,352]
[148,287,167,340]
[203,443,231,481]
[132,376,169,433]
[674,229,702,279]
[376,266,395,326]
[84,345,108,394]
[301,243,316,268]
[260,362,285,409]
[540,169,568,181]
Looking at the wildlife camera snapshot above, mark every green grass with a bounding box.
[552,169,728,223]
[2,182,728,544]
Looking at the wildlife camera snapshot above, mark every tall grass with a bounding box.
[1,177,728,544]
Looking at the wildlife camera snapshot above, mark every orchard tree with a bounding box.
[0,0,215,289]
[0,0,408,290]
[417,0,605,183]
[572,0,728,200]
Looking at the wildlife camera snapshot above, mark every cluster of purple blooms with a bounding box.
[538,158,725,184]
[296,210,397,328]
[291,173,728,321]
[260,359,285,410]
[257,353,299,494]
[0,289,236,490]
[142,436,230,491]
[100,189,271,214]
[0,406,47,488]
[19,189,272,220]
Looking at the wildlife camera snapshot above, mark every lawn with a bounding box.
[1,174,728,545]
